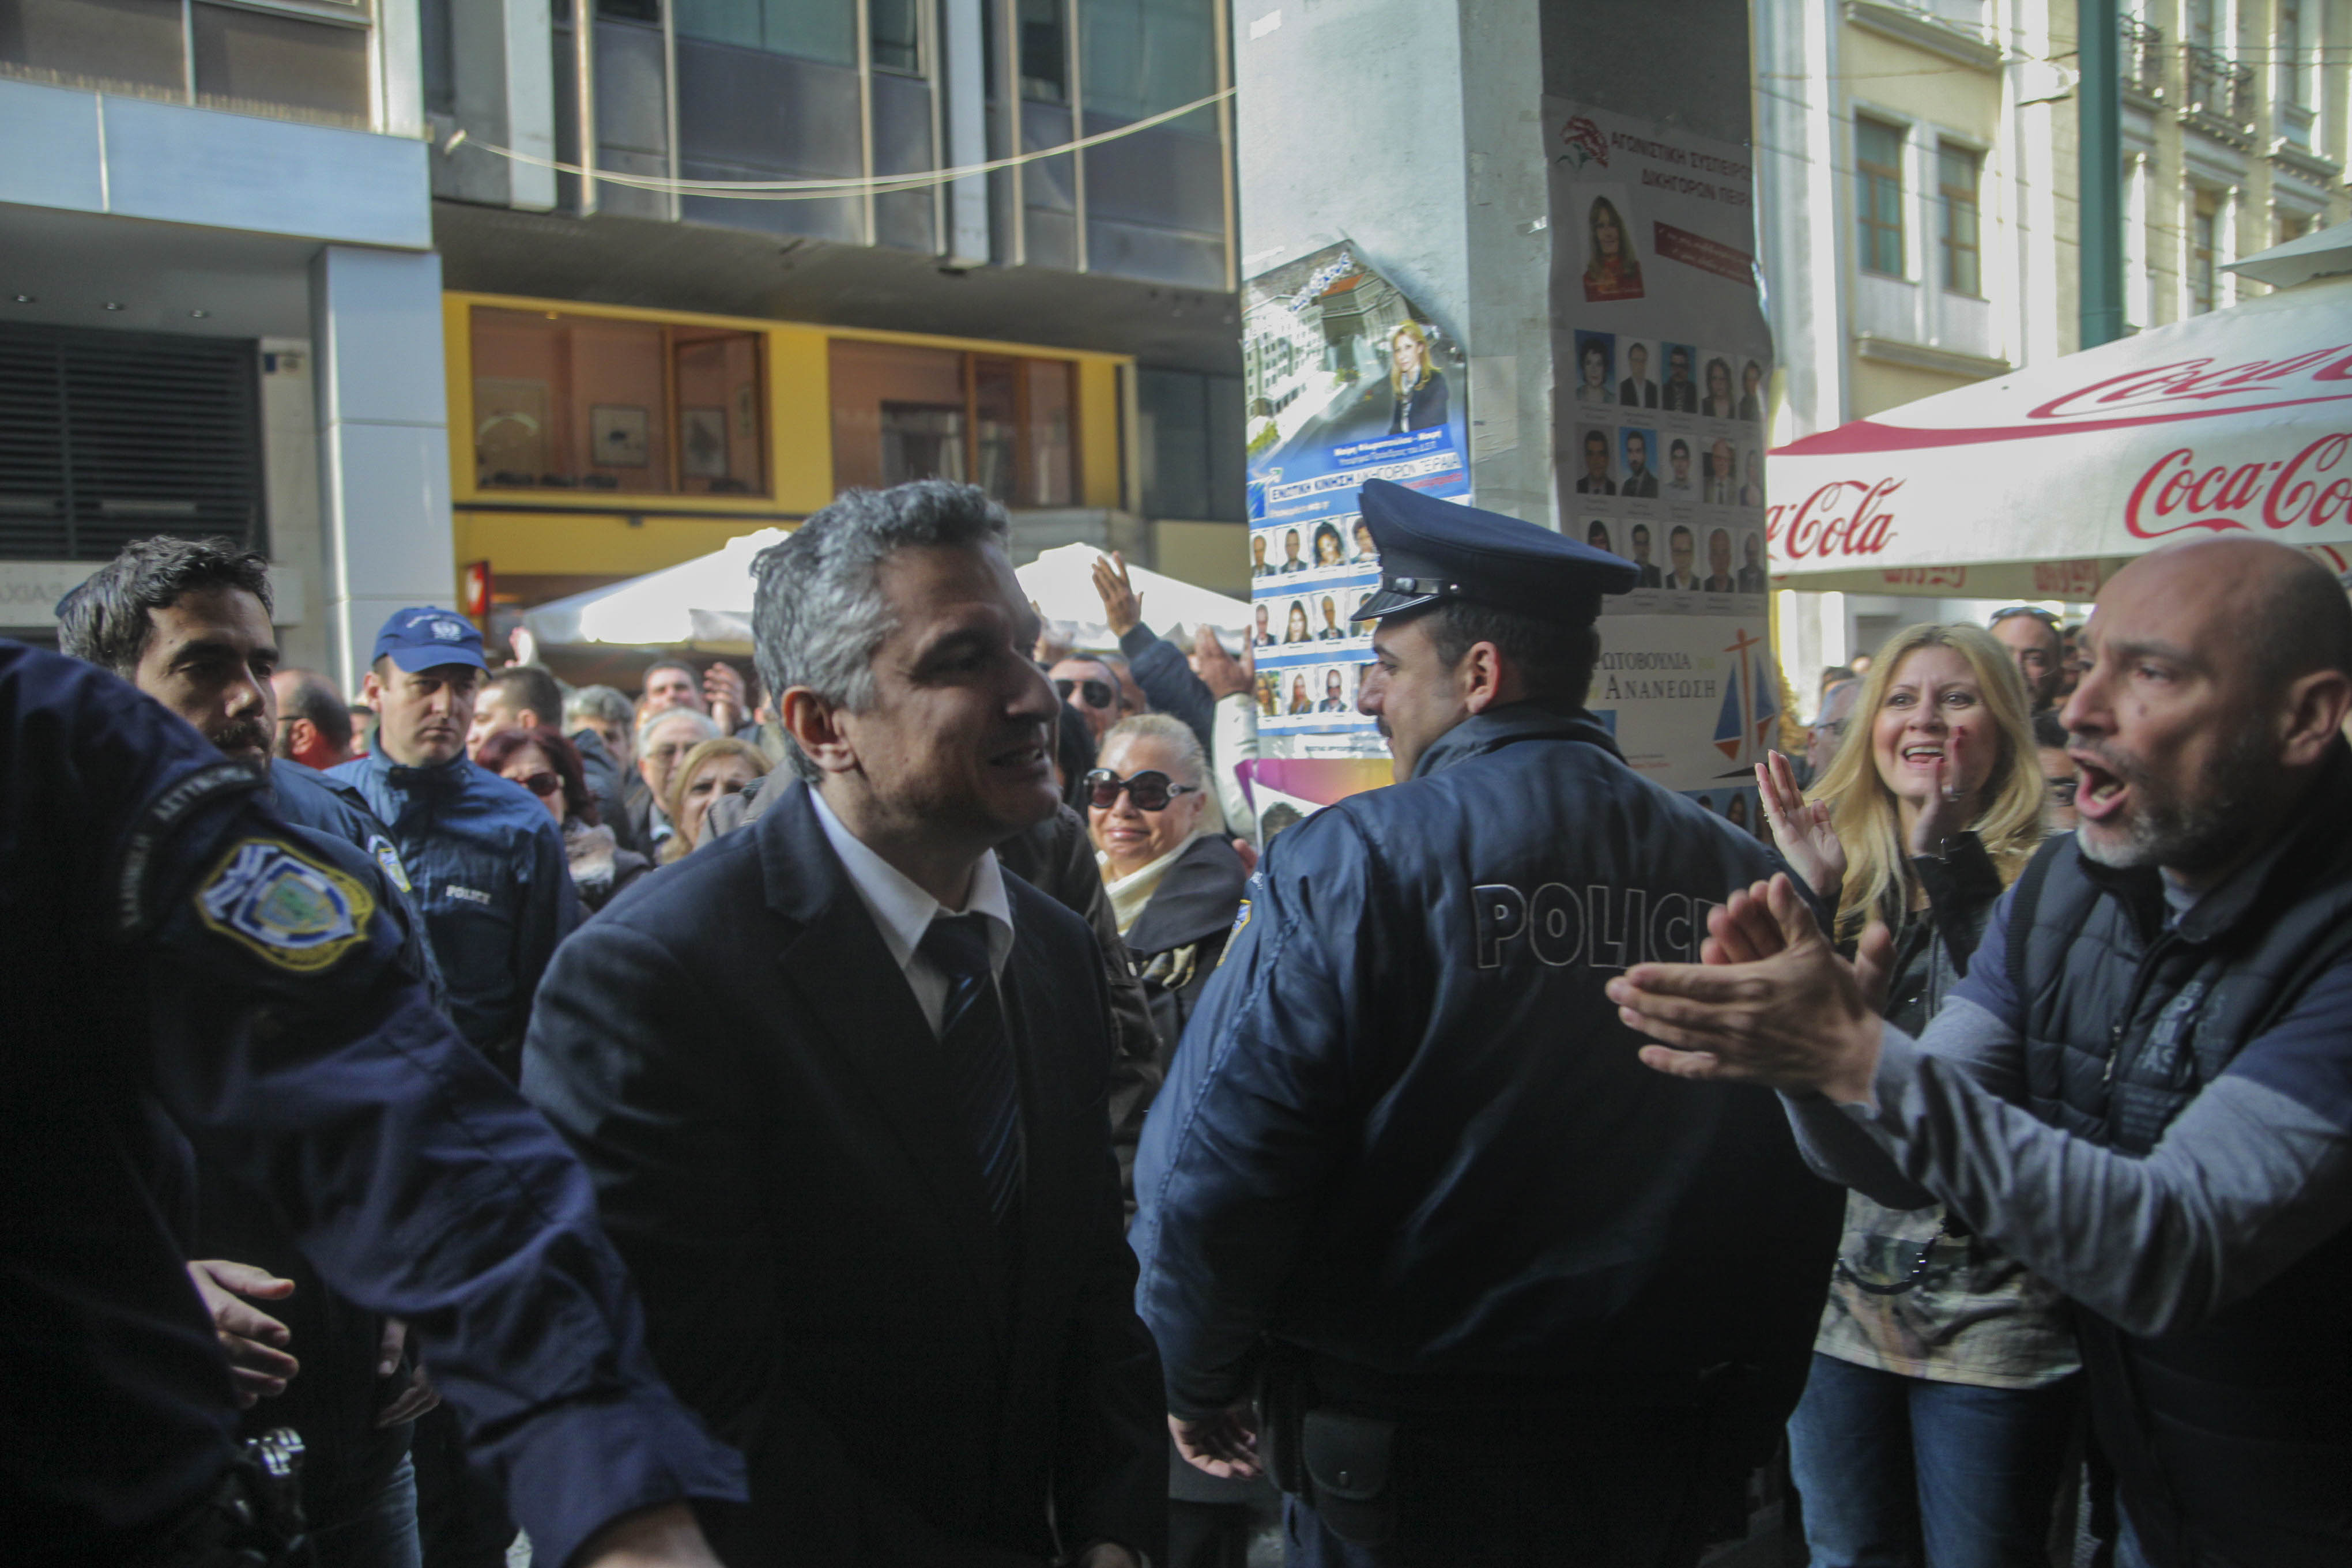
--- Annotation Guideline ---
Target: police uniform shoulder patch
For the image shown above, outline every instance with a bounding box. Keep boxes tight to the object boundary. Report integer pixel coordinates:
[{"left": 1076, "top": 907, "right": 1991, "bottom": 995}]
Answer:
[
  {"left": 1216, "top": 898, "right": 1252, "bottom": 969},
  {"left": 196, "top": 838, "right": 375, "bottom": 972},
  {"left": 365, "top": 832, "right": 413, "bottom": 894}
]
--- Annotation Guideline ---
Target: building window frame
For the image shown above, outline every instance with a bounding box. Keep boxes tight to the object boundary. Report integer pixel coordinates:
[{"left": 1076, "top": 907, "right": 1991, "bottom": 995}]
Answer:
[
  {"left": 1855, "top": 115, "right": 1909, "bottom": 280},
  {"left": 1936, "top": 140, "right": 1985, "bottom": 298},
  {"left": 2188, "top": 190, "right": 2222, "bottom": 315}
]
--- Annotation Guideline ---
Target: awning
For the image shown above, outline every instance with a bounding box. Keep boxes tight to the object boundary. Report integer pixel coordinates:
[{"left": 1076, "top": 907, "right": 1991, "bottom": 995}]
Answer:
[
  {"left": 519, "top": 532, "right": 1250, "bottom": 655},
  {"left": 1767, "top": 221, "right": 2352, "bottom": 601}
]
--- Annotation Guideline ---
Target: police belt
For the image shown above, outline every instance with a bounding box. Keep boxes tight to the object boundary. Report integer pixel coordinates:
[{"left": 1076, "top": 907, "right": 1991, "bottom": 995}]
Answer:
[
  {"left": 1288, "top": 1346, "right": 1721, "bottom": 1417},
  {"left": 140, "top": 1429, "right": 310, "bottom": 1568}
]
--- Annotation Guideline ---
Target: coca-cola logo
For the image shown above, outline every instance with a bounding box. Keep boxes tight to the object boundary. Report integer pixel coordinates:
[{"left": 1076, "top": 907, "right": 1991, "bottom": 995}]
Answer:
[
  {"left": 1766, "top": 478, "right": 1902, "bottom": 560},
  {"left": 2031, "top": 349, "right": 2352, "bottom": 421},
  {"left": 2125, "top": 434, "right": 2352, "bottom": 540}
]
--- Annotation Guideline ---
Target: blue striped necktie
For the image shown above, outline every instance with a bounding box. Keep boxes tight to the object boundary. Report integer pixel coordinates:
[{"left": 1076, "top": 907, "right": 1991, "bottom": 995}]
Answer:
[{"left": 918, "top": 913, "right": 1024, "bottom": 1227}]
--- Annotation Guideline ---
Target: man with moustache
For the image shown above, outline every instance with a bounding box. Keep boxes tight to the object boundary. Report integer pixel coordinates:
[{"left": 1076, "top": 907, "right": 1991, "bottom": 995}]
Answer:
[
  {"left": 54, "top": 538, "right": 451, "bottom": 1566},
  {"left": 1134, "top": 478, "right": 1836, "bottom": 1566},
  {"left": 524, "top": 480, "right": 1163, "bottom": 1566},
  {"left": 1614, "top": 536, "right": 2352, "bottom": 1568}
]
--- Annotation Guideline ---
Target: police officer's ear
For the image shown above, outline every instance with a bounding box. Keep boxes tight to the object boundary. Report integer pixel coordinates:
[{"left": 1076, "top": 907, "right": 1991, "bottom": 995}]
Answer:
[
  {"left": 1458, "top": 641, "right": 1514, "bottom": 717},
  {"left": 779, "top": 685, "right": 857, "bottom": 776}
]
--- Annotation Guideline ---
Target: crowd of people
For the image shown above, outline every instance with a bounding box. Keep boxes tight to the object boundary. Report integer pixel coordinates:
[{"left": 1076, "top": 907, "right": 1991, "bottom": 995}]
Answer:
[{"left": 13, "top": 477, "right": 2352, "bottom": 1568}]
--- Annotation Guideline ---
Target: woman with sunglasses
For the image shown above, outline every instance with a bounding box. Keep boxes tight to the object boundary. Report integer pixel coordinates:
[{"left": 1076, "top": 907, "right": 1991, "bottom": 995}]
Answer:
[
  {"left": 661, "top": 736, "right": 770, "bottom": 864},
  {"left": 1756, "top": 624, "right": 2075, "bottom": 1568},
  {"left": 1084, "top": 713, "right": 1265, "bottom": 1566},
  {"left": 477, "top": 725, "right": 652, "bottom": 913}
]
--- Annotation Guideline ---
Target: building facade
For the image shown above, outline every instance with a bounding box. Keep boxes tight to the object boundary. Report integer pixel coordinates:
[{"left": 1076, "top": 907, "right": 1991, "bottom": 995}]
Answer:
[
  {"left": 1756, "top": 0, "right": 2352, "bottom": 689},
  {"left": 1, "top": 1, "right": 1247, "bottom": 687},
  {"left": 0, "top": 0, "right": 451, "bottom": 685}
]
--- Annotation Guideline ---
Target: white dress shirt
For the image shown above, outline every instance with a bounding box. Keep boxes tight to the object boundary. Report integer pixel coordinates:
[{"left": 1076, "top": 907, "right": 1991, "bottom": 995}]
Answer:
[{"left": 810, "top": 787, "right": 1014, "bottom": 1038}]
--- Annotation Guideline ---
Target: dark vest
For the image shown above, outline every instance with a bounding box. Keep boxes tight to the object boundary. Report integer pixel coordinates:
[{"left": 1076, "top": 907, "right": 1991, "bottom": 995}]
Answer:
[{"left": 2009, "top": 746, "right": 2352, "bottom": 1567}]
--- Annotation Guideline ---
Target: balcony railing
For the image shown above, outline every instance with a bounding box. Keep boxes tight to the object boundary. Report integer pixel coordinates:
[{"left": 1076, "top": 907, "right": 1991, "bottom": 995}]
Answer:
[
  {"left": 2121, "top": 18, "right": 2165, "bottom": 101},
  {"left": 2182, "top": 43, "right": 2256, "bottom": 140}
]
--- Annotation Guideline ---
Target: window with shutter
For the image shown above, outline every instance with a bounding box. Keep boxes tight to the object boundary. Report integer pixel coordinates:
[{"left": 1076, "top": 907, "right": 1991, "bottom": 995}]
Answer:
[{"left": 0, "top": 323, "right": 264, "bottom": 561}]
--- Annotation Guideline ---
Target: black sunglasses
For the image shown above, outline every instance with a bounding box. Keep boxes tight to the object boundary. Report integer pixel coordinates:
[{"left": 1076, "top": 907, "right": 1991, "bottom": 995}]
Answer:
[
  {"left": 1083, "top": 768, "right": 1200, "bottom": 812},
  {"left": 512, "top": 770, "right": 562, "bottom": 798},
  {"left": 1054, "top": 676, "right": 1115, "bottom": 710}
]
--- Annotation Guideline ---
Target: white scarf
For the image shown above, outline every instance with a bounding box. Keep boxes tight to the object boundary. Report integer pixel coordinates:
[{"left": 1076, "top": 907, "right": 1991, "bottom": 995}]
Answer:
[{"left": 1100, "top": 836, "right": 1197, "bottom": 937}]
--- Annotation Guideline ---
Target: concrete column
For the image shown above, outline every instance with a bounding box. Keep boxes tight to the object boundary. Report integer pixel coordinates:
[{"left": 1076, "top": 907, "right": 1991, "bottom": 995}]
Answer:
[{"left": 310, "top": 245, "right": 456, "bottom": 691}]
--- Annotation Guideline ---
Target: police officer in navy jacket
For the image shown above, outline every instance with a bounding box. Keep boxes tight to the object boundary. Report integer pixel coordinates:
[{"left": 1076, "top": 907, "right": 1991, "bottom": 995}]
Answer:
[
  {"left": 0, "top": 642, "right": 744, "bottom": 1567},
  {"left": 1131, "top": 478, "right": 1840, "bottom": 1566},
  {"left": 335, "top": 608, "right": 579, "bottom": 1071}
]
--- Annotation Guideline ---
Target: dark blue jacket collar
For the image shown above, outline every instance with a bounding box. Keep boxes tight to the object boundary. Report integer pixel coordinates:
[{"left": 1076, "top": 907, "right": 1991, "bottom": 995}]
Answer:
[
  {"left": 357, "top": 748, "right": 478, "bottom": 793},
  {"left": 1409, "top": 704, "right": 1625, "bottom": 782}
]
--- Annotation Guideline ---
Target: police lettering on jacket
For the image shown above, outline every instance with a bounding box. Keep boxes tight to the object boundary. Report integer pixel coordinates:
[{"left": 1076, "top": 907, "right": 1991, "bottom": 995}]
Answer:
[{"left": 1472, "top": 881, "right": 1721, "bottom": 971}]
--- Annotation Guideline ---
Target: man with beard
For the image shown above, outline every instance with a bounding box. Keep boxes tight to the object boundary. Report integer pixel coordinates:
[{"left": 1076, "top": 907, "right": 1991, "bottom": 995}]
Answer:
[
  {"left": 1612, "top": 536, "right": 2352, "bottom": 1568},
  {"left": 54, "top": 538, "right": 449, "bottom": 1567}
]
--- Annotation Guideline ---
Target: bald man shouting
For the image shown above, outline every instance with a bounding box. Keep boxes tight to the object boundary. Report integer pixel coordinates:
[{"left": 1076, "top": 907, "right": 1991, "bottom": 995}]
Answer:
[{"left": 1612, "top": 538, "right": 2352, "bottom": 1568}]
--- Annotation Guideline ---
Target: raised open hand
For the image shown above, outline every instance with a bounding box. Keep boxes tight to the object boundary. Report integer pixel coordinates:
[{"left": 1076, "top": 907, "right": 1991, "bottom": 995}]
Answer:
[
  {"left": 1755, "top": 750, "right": 1845, "bottom": 902},
  {"left": 1091, "top": 552, "right": 1144, "bottom": 638}
]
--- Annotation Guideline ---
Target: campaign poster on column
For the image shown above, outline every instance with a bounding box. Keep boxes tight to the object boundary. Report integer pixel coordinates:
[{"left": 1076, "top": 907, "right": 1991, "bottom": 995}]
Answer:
[
  {"left": 1549, "top": 101, "right": 1777, "bottom": 831},
  {"left": 1243, "top": 241, "right": 1470, "bottom": 769}
]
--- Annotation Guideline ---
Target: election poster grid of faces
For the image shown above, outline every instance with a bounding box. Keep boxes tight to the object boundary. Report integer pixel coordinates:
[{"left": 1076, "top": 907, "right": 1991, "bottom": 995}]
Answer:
[
  {"left": 1242, "top": 241, "right": 1471, "bottom": 756},
  {"left": 1550, "top": 100, "right": 1780, "bottom": 804}
]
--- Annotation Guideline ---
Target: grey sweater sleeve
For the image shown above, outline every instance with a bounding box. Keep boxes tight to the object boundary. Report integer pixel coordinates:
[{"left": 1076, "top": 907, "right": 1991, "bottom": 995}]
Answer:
[{"left": 1809, "top": 1000, "right": 2352, "bottom": 1338}]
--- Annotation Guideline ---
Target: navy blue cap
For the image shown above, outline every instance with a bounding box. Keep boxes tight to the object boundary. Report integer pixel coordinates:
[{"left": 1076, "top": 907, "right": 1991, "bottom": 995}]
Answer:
[
  {"left": 1351, "top": 478, "right": 1639, "bottom": 624},
  {"left": 371, "top": 606, "right": 489, "bottom": 673}
]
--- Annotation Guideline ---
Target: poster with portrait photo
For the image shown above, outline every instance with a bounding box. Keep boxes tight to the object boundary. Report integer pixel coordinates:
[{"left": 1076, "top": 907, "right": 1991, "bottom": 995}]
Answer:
[
  {"left": 1699, "top": 435, "right": 1742, "bottom": 505},
  {"left": 1616, "top": 337, "right": 1663, "bottom": 410},
  {"left": 1566, "top": 182, "right": 1646, "bottom": 304},
  {"left": 1618, "top": 426, "right": 1662, "bottom": 499},
  {"left": 1736, "top": 353, "right": 1770, "bottom": 424},
  {"left": 1659, "top": 432, "right": 1701, "bottom": 500},
  {"left": 1311, "top": 664, "right": 1355, "bottom": 715},
  {"left": 1698, "top": 349, "right": 1742, "bottom": 420},
  {"left": 1701, "top": 526, "right": 1739, "bottom": 593},
  {"left": 1275, "top": 595, "right": 1317, "bottom": 649},
  {"left": 1570, "top": 423, "right": 1619, "bottom": 497},
  {"left": 1307, "top": 590, "right": 1355, "bottom": 644},
  {"left": 1657, "top": 342, "right": 1701, "bottom": 417},
  {"left": 1570, "top": 330, "right": 1619, "bottom": 408},
  {"left": 1584, "top": 518, "right": 1618, "bottom": 557},
  {"left": 1735, "top": 528, "right": 1769, "bottom": 593}
]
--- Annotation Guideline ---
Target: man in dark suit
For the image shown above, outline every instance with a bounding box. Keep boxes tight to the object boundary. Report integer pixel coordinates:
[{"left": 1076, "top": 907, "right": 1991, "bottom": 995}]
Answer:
[
  {"left": 524, "top": 480, "right": 1164, "bottom": 1567},
  {"left": 1573, "top": 429, "right": 1617, "bottom": 496},
  {"left": 1661, "top": 345, "right": 1699, "bottom": 413},
  {"left": 1618, "top": 340, "right": 1661, "bottom": 408},
  {"left": 1628, "top": 523, "right": 1665, "bottom": 589}
]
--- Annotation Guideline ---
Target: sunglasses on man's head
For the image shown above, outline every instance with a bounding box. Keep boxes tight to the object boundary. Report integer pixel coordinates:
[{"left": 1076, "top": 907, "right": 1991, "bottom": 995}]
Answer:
[
  {"left": 1054, "top": 677, "right": 1115, "bottom": 710},
  {"left": 1991, "top": 606, "right": 2063, "bottom": 631},
  {"left": 1083, "top": 768, "right": 1199, "bottom": 812},
  {"left": 512, "top": 771, "right": 562, "bottom": 798}
]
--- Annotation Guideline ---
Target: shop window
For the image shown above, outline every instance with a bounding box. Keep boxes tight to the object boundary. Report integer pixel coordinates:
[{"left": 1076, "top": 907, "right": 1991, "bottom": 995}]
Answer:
[
  {"left": 1938, "top": 143, "right": 1982, "bottom": 297},
  {"left": 1855, "top": 119, "right": 1906, "bottom": 278},
  {"left": 831, "top": 340, "right": 1077, "bottom": 507},
  {"left": 470, "top": 308, "right": 767, "bottom": 497}
]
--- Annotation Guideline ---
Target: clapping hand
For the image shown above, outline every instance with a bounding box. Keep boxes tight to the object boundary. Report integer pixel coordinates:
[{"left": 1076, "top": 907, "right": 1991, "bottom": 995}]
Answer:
[
  {"left": 1193, "top": 624, "right": 1254, "bottom": 699},
  {"left": 1755, "top": 751, "right": 1844, "bottom": 903},
  {"left": 702, "top": 663, "right": 747, "bottom": 736},
  {"left": 185, "top": 1259, "right": 299, "bottom": 1408},
  {"left": 1908, "top": 730, "right": 1972, "bottom": 858}
]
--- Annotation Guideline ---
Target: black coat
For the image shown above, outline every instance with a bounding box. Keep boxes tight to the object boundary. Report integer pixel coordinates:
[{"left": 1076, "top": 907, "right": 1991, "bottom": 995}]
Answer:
[
  {"left": 1125, "top": 835, "right": 1251, "bottom": 1071},
  {"left": 522, "top": 781, "right": 1166, "bottom": 1566}
]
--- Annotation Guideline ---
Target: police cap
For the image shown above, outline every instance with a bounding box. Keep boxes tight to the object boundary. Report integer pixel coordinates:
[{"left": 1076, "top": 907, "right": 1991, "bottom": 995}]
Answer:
[
  {"left": 1351, "top": 478, "right": 1639, "bottom": 625},
  {"left": 372, "top": 607, "right": 489, "bottom": 674}
]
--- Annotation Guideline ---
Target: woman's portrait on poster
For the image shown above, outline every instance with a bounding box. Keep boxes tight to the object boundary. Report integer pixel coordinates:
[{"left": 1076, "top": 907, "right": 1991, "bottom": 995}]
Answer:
[
  {"left": 1386, "top": 321, "right": 1450, "bottom": 434},
  {"left": 1582, "top": 195, "right": 1645, "bottom": 302}
]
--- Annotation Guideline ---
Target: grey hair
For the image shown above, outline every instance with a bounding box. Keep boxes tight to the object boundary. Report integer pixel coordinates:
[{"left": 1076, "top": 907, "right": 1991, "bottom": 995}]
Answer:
[
  {"left": 1099, "top": 712, "right": 1208, "bottom": 791},
  {"left": 564, "top": 683, "right": 634, "bottom": 729},
  {"left": 636, "top": 705, "right": 719, "bottom": 756},
  {"left": 752, "top": 480, "right": 1011, "bottom": 782}
]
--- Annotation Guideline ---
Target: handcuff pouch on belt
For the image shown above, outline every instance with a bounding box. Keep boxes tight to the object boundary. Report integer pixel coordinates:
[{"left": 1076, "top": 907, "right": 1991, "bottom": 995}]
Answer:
[{"left": 1255, "top": 1343, "right": 1399, "bottom": 1546}]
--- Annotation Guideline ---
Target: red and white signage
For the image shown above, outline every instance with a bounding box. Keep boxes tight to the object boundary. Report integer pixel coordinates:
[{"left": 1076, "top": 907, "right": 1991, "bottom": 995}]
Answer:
[{"left": 1767, "top": 281, "right": 2352, "bottom": 583}]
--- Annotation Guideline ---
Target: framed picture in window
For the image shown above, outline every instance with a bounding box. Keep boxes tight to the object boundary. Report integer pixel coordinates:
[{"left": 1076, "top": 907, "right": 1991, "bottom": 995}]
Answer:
[
  {"left": 681, "top": 406, "right": 730, "bottom": 478},
  {"left": 591, "top": 404, "right": 650, "bottom": 468}
]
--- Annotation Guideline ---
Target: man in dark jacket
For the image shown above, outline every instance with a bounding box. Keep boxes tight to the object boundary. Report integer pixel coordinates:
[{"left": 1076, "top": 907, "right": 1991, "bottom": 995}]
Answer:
[
  {"left": 1617, "top": 536, "right": 2352, "bottom": 1568},
  {"left": 1132, "top": 479, "right": 1841, "bottom": 1566},
  {"left": 524, "top": 480, "right": 1164, "bottom": 1566}
]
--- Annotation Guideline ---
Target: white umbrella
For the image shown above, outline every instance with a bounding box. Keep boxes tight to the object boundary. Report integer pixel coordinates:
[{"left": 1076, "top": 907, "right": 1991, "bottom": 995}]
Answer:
[
  {"left": 1016, "top": 543, "right": 1253, "bottom": 652},
  {"left": 522, "top": 528, "right": 789, "bottom": 652},
  {"left": 1767, "top": 221, "right": 2352, "bottom": 601}
]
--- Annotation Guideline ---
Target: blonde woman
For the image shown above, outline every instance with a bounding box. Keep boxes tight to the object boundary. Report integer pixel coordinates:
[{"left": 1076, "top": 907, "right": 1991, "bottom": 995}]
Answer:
[
  {"left": 1757, "top": 623, "right": 2076, "bottom": 1568},
  {"left": 663, "top": 736, "right": 770, "bottom": 862},
  {"left": 1386, "top": 321, "right": 1449, "bottom": 434}
]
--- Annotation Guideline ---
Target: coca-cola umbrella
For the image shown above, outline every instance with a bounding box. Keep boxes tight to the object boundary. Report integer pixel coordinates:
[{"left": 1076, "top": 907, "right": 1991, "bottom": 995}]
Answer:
[{"left": 1766, "top": 220, "right": 2352, "bottom": 601}]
